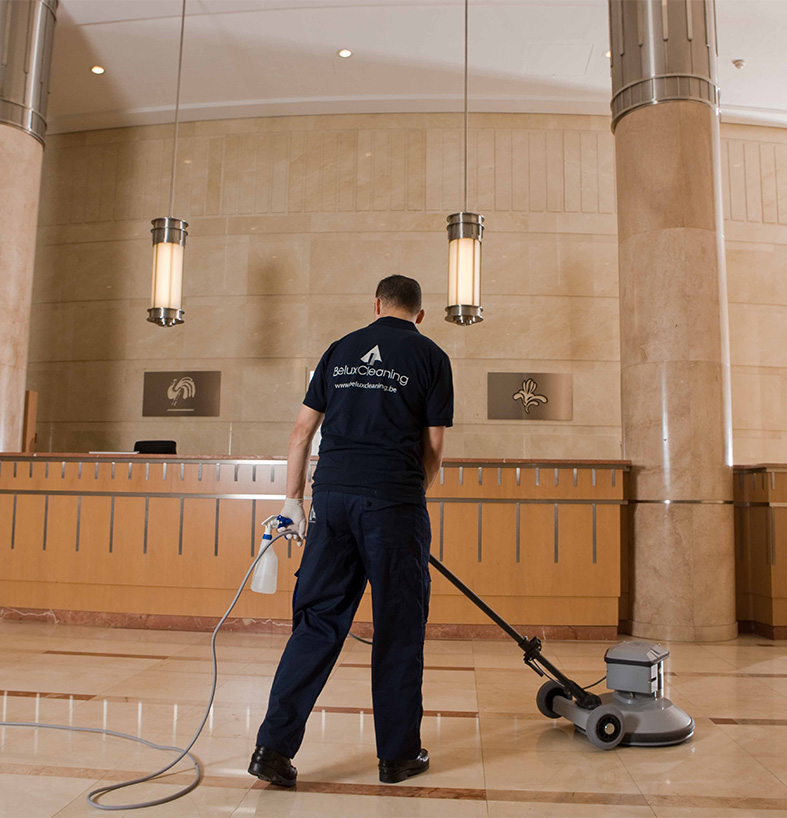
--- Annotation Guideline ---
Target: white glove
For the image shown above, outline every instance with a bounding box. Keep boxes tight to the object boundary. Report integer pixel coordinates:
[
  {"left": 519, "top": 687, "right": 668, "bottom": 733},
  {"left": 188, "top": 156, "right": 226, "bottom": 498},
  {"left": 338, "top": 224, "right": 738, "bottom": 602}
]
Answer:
[{"left": 277, "top": 498, "right": 306, "bottom": 543}]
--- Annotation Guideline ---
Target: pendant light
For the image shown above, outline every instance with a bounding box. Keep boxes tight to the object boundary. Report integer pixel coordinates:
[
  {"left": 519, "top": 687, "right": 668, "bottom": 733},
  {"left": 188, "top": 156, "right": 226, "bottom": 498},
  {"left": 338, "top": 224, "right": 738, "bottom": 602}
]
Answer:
[
  {"left": 446, "top": 0, "right": 484, "bottom": 326},
  {"left": 148, "top": 0, "right": 188, "bottom": 328}
]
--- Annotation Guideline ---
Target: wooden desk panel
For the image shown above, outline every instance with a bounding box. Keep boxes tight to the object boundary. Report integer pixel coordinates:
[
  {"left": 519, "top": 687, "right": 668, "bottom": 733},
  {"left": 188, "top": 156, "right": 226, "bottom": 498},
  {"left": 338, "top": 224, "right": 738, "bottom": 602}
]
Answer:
[
  {"left": 735, "top": 466, "right": 787, "bottom": 638},
  {"left": 0, "top": 455, "right": 628, "bottom": 637}
]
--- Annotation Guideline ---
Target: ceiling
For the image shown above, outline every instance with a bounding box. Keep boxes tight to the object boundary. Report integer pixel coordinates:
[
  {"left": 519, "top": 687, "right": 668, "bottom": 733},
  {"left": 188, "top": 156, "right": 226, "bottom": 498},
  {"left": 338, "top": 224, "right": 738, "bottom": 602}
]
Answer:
[{"left": 47, "top": 0, "right": 787, "bottom": 134}]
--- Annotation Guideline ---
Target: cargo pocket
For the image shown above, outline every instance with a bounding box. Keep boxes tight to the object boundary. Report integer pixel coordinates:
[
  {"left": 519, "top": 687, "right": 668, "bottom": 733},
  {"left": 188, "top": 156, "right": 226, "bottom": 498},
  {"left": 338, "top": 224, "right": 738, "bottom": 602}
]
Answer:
[{"left": 360, "top": 497, "right": 417, "bottom": 551}]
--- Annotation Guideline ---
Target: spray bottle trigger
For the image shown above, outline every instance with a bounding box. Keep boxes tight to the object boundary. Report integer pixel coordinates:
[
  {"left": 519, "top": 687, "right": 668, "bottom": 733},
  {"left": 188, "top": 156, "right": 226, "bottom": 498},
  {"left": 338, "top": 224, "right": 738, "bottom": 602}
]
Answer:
[{"left": 276, "top": 515, "right": 304, "bottom": 546}]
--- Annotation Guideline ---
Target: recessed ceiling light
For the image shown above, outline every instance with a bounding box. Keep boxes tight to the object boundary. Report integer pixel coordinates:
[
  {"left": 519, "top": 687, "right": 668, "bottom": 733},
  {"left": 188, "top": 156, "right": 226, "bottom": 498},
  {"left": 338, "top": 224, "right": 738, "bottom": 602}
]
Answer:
[
  {"left": 604, "top": 51, "right": 611, "bottom": 59},
  {"left": 91, "top": 65, "right": 105, "bottom": 74},
  {"left": 337, "top": 49, "right": 353, "bottom": 58}
]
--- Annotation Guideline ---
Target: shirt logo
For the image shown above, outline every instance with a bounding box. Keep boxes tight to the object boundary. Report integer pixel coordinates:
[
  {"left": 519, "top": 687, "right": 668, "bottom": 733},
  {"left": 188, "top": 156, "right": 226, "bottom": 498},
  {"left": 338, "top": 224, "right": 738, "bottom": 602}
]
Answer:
[{"left": 360, "top": 345, "right": 382, "bottom": 365}]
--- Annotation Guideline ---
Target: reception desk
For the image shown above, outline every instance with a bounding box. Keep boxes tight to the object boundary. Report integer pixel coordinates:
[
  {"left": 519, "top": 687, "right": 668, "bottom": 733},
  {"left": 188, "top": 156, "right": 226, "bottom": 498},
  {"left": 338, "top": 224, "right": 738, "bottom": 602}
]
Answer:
[
  {"left": 735, "top": 465, "right": 787, "bottom": 639},
  {"left": 0, "top": 454, "right": 629, "bottom": 639}
]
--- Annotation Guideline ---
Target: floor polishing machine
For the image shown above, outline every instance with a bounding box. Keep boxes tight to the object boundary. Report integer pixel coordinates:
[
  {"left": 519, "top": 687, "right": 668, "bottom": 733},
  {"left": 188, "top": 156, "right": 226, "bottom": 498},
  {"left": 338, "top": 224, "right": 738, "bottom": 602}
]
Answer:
[{"left": 429, "top": 554, "right": 695, "bottom": 749}]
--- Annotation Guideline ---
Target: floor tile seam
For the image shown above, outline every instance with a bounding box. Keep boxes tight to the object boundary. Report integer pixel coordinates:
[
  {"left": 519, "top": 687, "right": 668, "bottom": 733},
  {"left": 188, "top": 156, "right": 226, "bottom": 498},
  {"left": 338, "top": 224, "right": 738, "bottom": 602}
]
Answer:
[
  {"left": 53, "top": 778, "right": 252, "bottom": 818},
  {"left": 644, "top": 793, "right": 787, "bottom": 810},
  {"left": 0, "top": 761, "right": 126, "bottom": 781},
  {"left": 43, "top": 650, "right": 175, "bottom": 660},
  {"left": 246, "top": 780, "right": 659, "bottom": 805},
  {"left": 1, "top": 689, "right": 96, "bottom": 701},
  {"left": 485, "top": 789, "right": 650, "bottom": 806},
  {"left": 618, "top": 747, "right": 787, "bottom": 801},
  {"left": 11, "top": 697, "right": 786, "bottom": 730},
  {"left": 711, "top": 717, "right": 787, "bottom": 726},
  {"left": 146, "top": 662, "right": 268, "bottom": 676},
  {"left": 341, "top": 662, "right": 478, "bottom": 672},
  {"left": 714, "top": 724, "right": 787, "bottom": 760},
  {"left": 613, "top": 743, "right": 683, "bottom": 804},
  {"left": 4, "top": 759, "right": 726, "bottom": 806},
  {"left": 52, "top": 779, "right": 112, "bottom": 818},
  {"left": 622, "top": 750, "right": 658, "bottom": 811},
  {"left": 88, "top": 694, "right": 219, "bottom": 707},
  {"left": 0, "top": 761, "right": 252, "bottom": 789},
  {"left": 475, "top": 688, "right": 489, "bottom": 796},
  {"left": 669, "top": 671, "right": 787, "bottom": 679},
  {"left": 677, "top": 688, "right": 787, "bottom": 717},
  {"left": 89, "top": 666, "right": 178, "bottom": 700},
  {"left": 1, "top": 689, "right": 533, "bottom": 719},
  {"left": 7, "top": 761, "right": 787, "bottom": 805},
  {"left": 251, "top": 779, "right": 489, "bottom": 800}
]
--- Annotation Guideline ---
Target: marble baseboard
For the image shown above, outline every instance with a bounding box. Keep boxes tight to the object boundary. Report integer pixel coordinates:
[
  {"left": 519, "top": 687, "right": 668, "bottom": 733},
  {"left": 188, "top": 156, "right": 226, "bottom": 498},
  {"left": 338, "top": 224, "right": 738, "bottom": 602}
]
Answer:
[
  {"left": 738, "top": 619, "right": 787, "bottom": 640},
  {"left": 629, "top": 619, "right": 739, "bottom": 643},
  {"left": 0, "top": 607, "right": 618, "bottom": 640}
]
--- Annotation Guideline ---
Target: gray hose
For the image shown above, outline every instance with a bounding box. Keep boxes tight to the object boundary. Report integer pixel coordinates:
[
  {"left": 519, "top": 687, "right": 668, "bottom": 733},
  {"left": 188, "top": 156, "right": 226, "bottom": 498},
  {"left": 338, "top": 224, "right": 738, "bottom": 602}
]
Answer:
[{"left": 0, "top": 531, "right": 289, "bottom": 810}]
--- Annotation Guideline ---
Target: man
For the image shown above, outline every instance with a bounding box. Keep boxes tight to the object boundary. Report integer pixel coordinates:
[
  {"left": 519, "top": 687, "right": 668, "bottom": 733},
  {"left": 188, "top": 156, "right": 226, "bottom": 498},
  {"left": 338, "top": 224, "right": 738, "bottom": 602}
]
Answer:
[{"left": 248, "top": 275, "right": 453, "bottom": 788}]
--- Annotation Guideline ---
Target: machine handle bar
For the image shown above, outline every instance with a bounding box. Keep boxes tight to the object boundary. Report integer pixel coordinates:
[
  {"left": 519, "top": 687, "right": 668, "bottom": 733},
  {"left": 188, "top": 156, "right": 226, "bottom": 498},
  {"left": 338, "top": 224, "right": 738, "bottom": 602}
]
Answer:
[
  {"left": 428, "top": 554, "right": 602, "bottom": 710},
  {"left": 428, "top": 554, "right": 526, "bottom": 645}
]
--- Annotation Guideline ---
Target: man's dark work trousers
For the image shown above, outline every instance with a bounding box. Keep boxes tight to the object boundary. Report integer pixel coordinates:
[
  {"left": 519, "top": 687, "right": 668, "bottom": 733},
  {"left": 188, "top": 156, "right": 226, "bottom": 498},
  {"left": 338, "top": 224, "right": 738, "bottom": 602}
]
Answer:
[{"left": 256, "top": 491, "right": 432, "bottom": 761}]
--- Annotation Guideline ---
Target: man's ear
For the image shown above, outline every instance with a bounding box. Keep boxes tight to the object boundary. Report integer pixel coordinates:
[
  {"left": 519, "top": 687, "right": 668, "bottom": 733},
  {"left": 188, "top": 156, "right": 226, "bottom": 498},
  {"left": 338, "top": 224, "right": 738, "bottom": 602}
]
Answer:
[
  {"left": 414, "top": 309, "right": 425, "bottom": 325},
  {"left": 374, "top": 297, "right": 382, "bottom": 316}
]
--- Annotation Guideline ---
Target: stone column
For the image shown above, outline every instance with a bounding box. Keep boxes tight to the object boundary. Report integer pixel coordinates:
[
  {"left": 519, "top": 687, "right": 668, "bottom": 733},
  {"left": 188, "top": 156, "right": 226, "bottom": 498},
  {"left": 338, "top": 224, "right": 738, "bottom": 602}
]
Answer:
[
  {"left": 0, "top": 0, "right": 57, "bottom": 451},
  {"left": 609, "top": 0, "right": 737, "bottom": 641}
]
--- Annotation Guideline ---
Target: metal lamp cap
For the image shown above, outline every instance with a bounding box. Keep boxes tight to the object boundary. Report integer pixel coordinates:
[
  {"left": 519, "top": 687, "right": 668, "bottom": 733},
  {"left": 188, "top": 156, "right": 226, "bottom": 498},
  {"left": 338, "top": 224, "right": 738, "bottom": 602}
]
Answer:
[
  {"left": 446, "top": 212, "right": 484, "bottom": 242},
  {"left": 151, "top": 217, "right": 188, "bottom": 247},
  {"left": 147, "top": 307, "right": 185, "bottom": 328},
  {"left": 445, "top": 304, "right": 483, "bottom": 326}
]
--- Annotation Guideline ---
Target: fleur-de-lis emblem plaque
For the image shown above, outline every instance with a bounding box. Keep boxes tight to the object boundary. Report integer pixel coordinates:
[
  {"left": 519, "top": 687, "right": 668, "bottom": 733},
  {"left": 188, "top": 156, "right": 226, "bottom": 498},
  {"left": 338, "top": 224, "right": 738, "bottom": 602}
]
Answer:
[{"left": 512, "top": 378, "right": 549, "bottom": 414}]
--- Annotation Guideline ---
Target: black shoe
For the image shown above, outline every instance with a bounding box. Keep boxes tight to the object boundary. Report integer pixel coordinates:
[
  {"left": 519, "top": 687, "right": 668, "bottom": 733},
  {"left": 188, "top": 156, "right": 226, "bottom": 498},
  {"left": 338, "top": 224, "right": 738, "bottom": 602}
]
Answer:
[
  {"left": 248, "top": 745, "right": 297, "bottom": 788},
  {"left": 379, "top": 749, "right": 430, "bottom": 784}
]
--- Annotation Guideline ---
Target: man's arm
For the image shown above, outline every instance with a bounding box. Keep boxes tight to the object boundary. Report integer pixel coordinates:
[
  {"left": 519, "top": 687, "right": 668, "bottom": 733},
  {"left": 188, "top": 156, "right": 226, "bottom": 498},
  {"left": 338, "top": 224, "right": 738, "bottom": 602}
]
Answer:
[
  {"left": 422, "top": 426, "right": 446, "bottom": 491},
  {"left": 286, "top": 404, "right": 324, "bottom": 499},
  {"left": 277, "top": 405, "right": 324, "bottom": 540}
]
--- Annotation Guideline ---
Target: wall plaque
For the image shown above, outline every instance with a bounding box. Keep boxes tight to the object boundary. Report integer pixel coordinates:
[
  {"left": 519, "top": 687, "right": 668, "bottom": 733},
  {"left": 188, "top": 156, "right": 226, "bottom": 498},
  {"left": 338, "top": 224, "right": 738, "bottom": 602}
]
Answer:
[
  {"left": 487, "top": 373, "right": 573, "bottom": 421},
  {"left": 143, "top": 371, "right": 221, "bottom": 417}
]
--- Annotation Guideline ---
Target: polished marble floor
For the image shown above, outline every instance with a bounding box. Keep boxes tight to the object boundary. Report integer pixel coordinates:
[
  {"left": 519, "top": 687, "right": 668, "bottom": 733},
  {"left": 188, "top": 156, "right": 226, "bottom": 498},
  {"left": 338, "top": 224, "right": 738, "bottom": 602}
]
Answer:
[{"left": 1, "top": 621, "right": 787, "bottom": 817}]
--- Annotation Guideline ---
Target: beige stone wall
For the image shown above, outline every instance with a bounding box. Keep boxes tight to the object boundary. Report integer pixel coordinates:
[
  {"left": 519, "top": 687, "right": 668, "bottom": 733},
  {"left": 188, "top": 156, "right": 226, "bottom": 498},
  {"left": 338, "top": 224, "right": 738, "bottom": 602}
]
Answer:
[
  {"left": 721, "top": 124, "right": 787, "bottom": 465},
  {"left": 27, "top": 113, "right": 787, "bottom": 461}
]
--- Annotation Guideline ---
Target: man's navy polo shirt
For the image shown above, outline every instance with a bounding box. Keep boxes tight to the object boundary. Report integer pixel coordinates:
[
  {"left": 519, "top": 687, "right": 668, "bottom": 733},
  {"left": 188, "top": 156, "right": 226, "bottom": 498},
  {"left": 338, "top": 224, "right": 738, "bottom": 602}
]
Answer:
[{"left": 303, "top": 316, "right": 454, "bottom": 504}]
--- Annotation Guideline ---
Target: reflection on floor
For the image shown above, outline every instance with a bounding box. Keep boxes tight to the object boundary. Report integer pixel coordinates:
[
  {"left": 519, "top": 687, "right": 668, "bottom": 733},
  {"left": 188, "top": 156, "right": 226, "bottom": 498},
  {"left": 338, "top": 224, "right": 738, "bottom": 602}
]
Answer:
[{"left": 1, "top": 622, "right": 787, "bottom": 817}]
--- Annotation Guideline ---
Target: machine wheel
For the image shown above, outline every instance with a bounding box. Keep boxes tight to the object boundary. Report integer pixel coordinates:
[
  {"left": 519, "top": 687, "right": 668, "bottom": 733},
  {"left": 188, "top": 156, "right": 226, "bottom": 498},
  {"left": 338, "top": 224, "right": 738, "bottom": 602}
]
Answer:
[
  {"left": 585, "top": 704, "right": 625, "bottom": 749},
  {"left": 536, "top": 681, "right": 567, "bottom": 719}
]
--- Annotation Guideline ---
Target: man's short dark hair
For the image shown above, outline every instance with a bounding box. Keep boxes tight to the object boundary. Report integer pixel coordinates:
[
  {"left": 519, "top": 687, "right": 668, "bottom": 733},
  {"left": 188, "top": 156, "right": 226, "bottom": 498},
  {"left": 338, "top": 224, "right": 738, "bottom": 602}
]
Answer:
[{"left": 375, "top": 275, "right": 422, "bottom": 315}]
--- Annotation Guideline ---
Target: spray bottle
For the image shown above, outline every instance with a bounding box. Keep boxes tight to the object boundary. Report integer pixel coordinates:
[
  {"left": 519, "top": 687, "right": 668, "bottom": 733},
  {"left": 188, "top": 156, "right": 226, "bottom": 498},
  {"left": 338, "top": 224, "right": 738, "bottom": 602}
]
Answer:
[
  {"left": 251, "top": 517, "right": 278, "bottom": 594},
  {"left": 251, "top": 515, "right": 303, "bottom": 594}
]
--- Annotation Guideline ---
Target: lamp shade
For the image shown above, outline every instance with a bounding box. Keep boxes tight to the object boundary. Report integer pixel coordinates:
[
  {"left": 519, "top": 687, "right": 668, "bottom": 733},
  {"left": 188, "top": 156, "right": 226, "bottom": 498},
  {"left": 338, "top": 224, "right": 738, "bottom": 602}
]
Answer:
[
  {"left": 445, "top": 212, "right": 484, "bottom": 325},
  {"left": 148, "top": 217, "right": 188, "bottom": 327}
]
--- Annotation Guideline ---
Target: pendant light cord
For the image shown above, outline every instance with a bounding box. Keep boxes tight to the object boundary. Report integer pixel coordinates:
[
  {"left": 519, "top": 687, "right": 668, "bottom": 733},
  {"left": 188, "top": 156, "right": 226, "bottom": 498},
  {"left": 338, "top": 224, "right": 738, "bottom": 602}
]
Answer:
[
  {"left": 168, "top": 0, "right": 187, "bottom": 217},
  {"left": 463, "top": 0, "right": 469, "bottom": 212}
]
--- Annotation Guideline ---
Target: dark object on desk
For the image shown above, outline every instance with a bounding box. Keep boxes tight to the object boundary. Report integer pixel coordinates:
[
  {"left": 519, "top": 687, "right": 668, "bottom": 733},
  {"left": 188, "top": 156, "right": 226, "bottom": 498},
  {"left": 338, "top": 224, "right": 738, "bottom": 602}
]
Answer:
[{"left": 134, "top": 440, "right": 177, "bottom": 455}]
